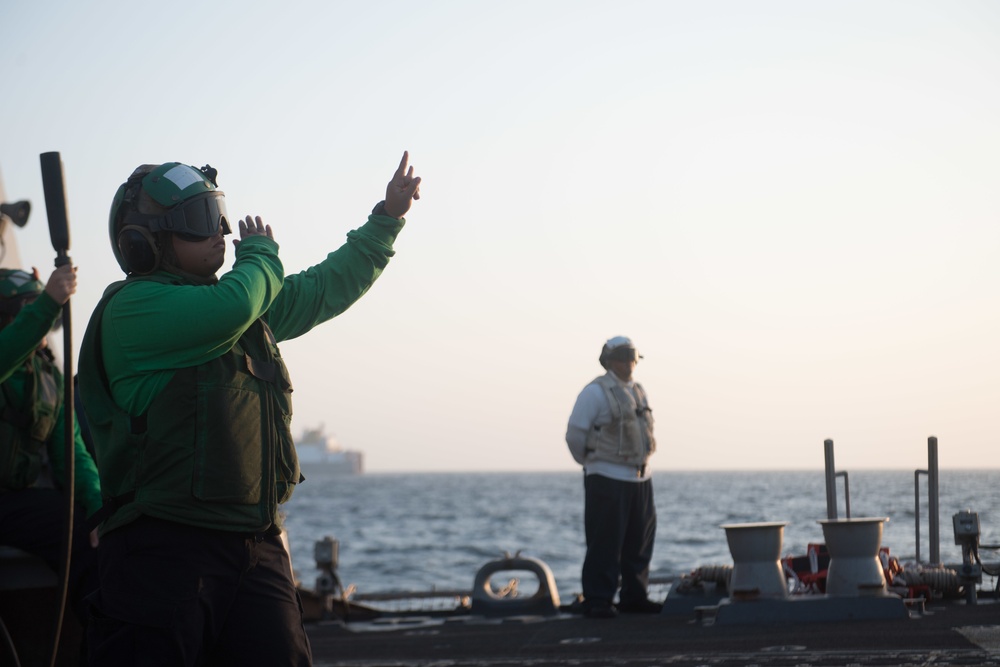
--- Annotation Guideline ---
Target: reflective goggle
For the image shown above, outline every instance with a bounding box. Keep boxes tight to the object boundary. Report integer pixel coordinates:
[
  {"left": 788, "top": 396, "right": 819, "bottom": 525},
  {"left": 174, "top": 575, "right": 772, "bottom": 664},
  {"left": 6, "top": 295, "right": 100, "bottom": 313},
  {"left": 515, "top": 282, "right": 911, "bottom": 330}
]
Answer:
[{"left": 146, "top": 191, "right": 231, "bottom": 240}]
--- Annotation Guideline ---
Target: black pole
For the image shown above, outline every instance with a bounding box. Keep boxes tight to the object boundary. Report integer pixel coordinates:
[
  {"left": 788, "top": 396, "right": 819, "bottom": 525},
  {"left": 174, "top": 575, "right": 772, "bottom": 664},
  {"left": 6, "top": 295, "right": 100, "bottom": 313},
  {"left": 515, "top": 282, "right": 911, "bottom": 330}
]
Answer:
[{"left": 40, "top": 151, "right": 73, "bottom": 667}]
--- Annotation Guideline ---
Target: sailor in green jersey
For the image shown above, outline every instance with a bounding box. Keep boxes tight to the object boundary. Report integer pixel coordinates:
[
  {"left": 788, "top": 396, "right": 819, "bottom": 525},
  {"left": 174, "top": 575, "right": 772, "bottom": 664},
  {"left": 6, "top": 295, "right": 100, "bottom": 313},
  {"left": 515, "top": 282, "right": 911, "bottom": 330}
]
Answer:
[
  {"left": 79, "top": 153, "right": 420, "bottom": 666},
  {"left": 0, "top": 264, "right": 78, "bottom": 382},
  {"left": 0, "top": 264, "right": 101, "bottom": 630}
]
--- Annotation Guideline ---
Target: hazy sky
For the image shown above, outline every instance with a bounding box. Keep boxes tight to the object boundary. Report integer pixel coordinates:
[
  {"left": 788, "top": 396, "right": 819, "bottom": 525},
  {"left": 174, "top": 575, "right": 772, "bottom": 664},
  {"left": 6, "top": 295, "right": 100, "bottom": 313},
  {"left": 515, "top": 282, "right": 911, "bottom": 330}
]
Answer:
[{"left": 1, "top": 1, "right": 998, "bottom": 472}]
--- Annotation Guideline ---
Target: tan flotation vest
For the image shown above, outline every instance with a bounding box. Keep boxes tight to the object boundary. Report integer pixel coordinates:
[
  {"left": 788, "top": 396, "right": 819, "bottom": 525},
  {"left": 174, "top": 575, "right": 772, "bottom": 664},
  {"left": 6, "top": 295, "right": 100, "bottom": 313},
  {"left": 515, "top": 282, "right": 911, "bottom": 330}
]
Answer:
[{"left": 583, "top": 373, "right": 655, "bottom": 466}]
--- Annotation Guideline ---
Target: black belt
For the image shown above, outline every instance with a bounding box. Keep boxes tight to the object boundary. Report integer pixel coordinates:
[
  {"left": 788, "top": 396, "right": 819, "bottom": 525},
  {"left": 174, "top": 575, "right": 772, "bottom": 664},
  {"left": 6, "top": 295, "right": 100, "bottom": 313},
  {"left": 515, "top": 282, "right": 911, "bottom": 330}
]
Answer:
[{"left": 85, "top": 490, "right": 136, "bottom": 532}]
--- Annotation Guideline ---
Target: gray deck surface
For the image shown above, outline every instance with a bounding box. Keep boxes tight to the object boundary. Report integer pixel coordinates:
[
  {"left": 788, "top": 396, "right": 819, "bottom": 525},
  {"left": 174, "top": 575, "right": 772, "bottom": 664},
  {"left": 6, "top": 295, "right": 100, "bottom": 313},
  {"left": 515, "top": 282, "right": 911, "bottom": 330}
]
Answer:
[{"left": 306, "top": 601, "right": 1000, "bottom": 667}]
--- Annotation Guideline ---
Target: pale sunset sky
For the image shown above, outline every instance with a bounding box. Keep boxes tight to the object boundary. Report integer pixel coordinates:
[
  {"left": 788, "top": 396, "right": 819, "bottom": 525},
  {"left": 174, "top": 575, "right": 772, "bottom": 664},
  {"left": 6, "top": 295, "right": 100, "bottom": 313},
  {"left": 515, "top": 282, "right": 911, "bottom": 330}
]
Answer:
[{"left": 1, "top": 1, "right": 998, "bottom": 472}]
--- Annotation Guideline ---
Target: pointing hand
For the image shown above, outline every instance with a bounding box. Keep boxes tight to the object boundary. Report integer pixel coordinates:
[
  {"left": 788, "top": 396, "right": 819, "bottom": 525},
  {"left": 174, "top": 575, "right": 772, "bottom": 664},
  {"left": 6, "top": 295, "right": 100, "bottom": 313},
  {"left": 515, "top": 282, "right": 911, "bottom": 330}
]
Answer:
[{"left": 383, "top": 151, "right": 422, "bottom": 219}]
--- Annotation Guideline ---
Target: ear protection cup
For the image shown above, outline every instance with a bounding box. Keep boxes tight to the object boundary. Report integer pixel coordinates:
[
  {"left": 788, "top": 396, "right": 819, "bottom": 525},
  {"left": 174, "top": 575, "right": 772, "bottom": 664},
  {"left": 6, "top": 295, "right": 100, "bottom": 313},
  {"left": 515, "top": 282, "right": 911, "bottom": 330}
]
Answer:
[{"left": 117, "top": 224, "right": 161, "bottom": 275}]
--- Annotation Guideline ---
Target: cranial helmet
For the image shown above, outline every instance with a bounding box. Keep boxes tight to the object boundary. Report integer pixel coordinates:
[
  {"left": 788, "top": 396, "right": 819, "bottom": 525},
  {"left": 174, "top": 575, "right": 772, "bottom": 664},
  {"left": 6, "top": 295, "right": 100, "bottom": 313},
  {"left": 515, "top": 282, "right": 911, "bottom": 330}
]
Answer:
[
  {"left": 109, "top": 163, "right": 231, "bottom": 275},
  {"left": 0, "top": 268, "right": 45, "bottom": 324},
  {"left": 599, "top": 335, "right": 642, "bottom": 369}
]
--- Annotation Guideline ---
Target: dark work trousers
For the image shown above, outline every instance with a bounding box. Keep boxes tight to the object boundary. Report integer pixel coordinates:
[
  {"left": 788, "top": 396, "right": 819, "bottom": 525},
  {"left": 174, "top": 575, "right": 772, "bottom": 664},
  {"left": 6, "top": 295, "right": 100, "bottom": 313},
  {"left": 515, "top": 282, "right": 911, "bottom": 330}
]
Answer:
[
  {"left": 0, "top": 487, "right": 99, "bottom": 621},
  {"left": 581, "top": 473, "right": 656, "bottom": 606},
  {"left": 87, "top": 516, "right": 312, "bottom": 667}
]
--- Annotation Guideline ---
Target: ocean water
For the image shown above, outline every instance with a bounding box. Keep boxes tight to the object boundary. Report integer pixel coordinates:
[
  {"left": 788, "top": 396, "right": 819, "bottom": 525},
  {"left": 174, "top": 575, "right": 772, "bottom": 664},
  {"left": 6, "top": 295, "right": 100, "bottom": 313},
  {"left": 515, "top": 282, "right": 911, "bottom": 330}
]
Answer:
[{"left": 280, "top": 469, "right": 1000, "bottom": 603}]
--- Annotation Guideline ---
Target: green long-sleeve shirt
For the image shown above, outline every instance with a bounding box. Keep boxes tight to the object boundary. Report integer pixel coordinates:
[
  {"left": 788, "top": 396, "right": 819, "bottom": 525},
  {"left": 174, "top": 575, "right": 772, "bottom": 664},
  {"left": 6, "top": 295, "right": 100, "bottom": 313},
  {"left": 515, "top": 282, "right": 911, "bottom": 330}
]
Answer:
[
  {"left": 100, "top": 214, "right": 404, "bottom": 416},
  {"left": 0, "top": 291, "right": 61, "bottom": 383}
]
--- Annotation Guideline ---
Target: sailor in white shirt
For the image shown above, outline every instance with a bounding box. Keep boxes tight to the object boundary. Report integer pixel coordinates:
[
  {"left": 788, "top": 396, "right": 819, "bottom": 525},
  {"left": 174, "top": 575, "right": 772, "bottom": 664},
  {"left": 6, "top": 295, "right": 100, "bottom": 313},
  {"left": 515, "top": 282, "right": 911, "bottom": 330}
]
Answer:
[{"left": 566, "top": 336, "right": 660, "bottom": 618}]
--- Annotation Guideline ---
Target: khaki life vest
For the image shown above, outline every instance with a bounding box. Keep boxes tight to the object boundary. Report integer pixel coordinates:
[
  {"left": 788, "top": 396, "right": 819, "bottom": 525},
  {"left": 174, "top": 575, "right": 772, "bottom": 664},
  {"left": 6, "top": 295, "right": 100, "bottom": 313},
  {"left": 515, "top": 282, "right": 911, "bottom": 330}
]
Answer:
[{"left": 583, "top": 373, "right": 655, "bottom": 466}]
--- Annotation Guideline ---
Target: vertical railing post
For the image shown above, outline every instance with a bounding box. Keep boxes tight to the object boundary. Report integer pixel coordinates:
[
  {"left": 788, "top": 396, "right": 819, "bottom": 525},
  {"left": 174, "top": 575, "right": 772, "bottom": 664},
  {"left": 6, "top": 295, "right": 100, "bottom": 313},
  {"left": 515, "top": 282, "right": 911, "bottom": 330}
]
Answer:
[
  {"left": 824, "top": 439, "right": 851, "bottom": 519},
  {"left": 914, "top": 436, "right": 941, "bottom": 565},
  {"left": 838, "top": 471, "right": 851, "bottom": 519},
  {"left": 914, "top": 469, "right": 923, "bottom": 563},
  {"left": 824, "top": 439, "right": 838, "bottom": 520},
  {"left": 928, "top": 436, "right": 940, "bottom": 565}
]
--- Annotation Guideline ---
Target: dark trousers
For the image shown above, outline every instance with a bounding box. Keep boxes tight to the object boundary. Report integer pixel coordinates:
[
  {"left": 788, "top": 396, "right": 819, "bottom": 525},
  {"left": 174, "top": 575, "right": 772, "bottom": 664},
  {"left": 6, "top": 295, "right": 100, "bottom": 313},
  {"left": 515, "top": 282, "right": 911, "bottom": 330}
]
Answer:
[
  {"left": 582, "top": 474, "right": 656, "bottom": 606},
  {"left": 87, "top": 516, "right": 312, "bottom": 667},
  {"left": 0, "top": 487, "right": 98, "bottom": 621}
]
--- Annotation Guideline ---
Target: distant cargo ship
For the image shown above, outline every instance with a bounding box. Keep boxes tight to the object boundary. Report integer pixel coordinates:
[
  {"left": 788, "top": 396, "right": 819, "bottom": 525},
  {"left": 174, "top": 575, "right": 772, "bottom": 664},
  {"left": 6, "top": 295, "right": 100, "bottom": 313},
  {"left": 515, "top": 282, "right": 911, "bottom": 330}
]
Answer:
[{"left": 295, "top": 426, "right": 363, "bottom": 474}]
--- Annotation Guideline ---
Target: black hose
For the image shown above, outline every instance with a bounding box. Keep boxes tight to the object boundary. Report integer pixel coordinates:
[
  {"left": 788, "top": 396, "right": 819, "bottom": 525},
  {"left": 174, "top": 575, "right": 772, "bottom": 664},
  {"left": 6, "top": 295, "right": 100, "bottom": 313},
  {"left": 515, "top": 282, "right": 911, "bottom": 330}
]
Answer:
[
  {"left": 48, "top": 283, "right": 73, "bottom": 667},
  {"left": 0, "top": 616, "right": 23, "bottom": 667}
]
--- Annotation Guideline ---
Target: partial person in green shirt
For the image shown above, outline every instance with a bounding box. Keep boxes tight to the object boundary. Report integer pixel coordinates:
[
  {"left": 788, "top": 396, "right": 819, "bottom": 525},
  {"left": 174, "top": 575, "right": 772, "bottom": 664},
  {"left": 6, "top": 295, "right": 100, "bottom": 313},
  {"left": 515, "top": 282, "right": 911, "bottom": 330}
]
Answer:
[
  {"left": 79, "top": 153, "right": 421, "bottom": 666},
  {"left": 0, "top": 263, "right": 102, "bottom": 631},
  {"left": 0, "top": 264, "right": 77, "bottom": 382}
]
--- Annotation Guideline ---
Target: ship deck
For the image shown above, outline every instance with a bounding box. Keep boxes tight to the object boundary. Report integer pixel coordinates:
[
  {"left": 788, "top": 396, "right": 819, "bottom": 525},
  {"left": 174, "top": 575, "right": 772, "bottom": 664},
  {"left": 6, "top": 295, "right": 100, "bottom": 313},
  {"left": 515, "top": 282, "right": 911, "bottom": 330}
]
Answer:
[{"left": 306, "top": 599, "right": 1000, "bottom": 667}]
